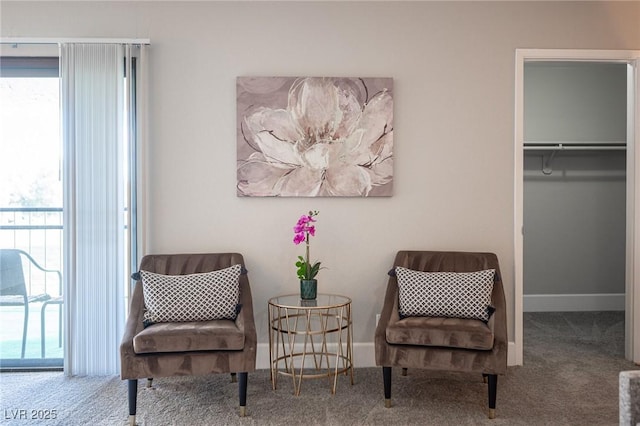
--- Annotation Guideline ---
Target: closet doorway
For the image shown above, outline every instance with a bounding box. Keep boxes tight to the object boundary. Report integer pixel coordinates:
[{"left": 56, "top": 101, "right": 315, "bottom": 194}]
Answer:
[{"left": 514, "top": 49, "right": 640, "bottom": 366}]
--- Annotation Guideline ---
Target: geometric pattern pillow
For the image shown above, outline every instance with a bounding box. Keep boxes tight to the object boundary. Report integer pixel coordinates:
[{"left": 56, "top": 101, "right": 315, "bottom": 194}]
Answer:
[
  {"left": 140, "top": 264, "right": 241, "bottom": 325},
  {"left": 396, "top": 267, "right": 495, "bottom": 322}
]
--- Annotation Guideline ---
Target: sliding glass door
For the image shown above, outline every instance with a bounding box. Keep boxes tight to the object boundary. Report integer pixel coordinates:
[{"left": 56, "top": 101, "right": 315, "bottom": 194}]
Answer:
[
  {"left": 1, "top": 42, "right": 146, "bottom": 373},
  {"left": 0, "top": 51, "right": 64, "bottom": 367}
]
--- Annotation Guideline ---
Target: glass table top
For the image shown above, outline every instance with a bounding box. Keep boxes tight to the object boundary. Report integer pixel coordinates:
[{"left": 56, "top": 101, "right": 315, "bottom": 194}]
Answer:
[{"left": 268, "top": 293, "right": 351, "bottom": 309}]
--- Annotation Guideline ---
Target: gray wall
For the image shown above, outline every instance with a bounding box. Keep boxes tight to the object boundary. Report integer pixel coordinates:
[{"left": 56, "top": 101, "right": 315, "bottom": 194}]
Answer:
[
  {"left": 524, "top": 62, "right": 627, "bottom": 143},
  {"left": 2, "top": 1, "right": 639, "bottom": 353},
  {"left": 523, "top": 62, "right": 627, "bottom": 301}
]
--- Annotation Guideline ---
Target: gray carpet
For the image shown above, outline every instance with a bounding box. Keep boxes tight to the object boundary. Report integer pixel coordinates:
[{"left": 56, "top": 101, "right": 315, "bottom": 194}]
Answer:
[{"left": 0, "top": 312, "right": 637, "bottom": 425}]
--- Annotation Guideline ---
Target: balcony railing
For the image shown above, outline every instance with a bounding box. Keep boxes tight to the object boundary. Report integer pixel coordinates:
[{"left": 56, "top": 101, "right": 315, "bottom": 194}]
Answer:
[
  {"left": 0, "top": 207, "right": 63, "bottom": 296},
  {"left": 0, "top": 207, "right": 63, "bottom": 366}
]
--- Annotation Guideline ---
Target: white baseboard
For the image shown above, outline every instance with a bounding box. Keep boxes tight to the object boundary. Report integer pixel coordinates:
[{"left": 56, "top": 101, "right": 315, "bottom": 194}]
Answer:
[
  {"left": 508, "top": 341, "right": 519, "bottom": 366},
  {"left": 523, "top": 293, "right": 625, "bottom": 312},
  {"left": 257, "top": 341, "right": 520, "bottom": 369}
]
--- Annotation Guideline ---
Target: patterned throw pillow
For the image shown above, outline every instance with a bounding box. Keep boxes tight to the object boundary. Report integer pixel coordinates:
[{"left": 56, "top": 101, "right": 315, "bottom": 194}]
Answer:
[
  {"left": 395, "top": 267, "right": 495, "bottom": 322},
  {"left": 140, "top": 264, "right": 241, "bottom": 325}
]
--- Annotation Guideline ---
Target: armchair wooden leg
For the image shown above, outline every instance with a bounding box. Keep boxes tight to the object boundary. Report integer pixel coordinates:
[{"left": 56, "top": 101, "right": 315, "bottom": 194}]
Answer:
[
  {"left": 128, "top": 379, "right": 138, "bottom": 425},
  {"left": 238, "top": 372, "right": 248, "bottom": 417},
  {"left": 482, "top": 373, "right": 488, "bottom": 384},
  {"left": 487, "top": 374, "right": 497, "bottom": 419},
  {"left": 231, "top": 372, "right": 237, "bottom": 383},
  {"left": 146, "top": 378, "right": 153, "bottom": 388},
  {"left": 402, "top": 368, "right": 408, "bottom": 376},
  {"left": 383, "top": 367, "right": 392, "bottom": 408}
]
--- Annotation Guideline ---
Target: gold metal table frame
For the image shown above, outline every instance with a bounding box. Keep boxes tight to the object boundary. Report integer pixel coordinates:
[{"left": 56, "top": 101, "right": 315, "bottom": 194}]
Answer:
[{"left": 268, "top": 293, "right": 354, "bottom": 395}]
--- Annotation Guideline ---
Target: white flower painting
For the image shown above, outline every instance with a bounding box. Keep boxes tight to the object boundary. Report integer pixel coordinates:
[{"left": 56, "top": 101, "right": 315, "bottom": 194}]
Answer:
[{"left": 237, "top": 77, "right": 393, "bottom": 197}]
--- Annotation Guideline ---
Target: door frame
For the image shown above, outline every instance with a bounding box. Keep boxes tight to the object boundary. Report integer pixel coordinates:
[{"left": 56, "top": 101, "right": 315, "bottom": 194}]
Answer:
[{"left": 514, "top": 49, "right": 640, "bottom": 365}]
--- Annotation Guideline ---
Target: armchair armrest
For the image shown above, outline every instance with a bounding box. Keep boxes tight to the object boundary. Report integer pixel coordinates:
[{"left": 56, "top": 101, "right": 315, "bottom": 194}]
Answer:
[
  {"left": 235, "top": 272, "right": 257, "bottom": 352},
  {"left": 120, "top": 281, "right": 145, "bottom": 364},
  {"left": 375, "top": 278, "right": 399, "bottom": 339}
]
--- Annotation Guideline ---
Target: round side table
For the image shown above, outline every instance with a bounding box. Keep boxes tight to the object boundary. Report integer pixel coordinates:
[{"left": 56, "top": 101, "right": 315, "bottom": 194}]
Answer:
[{"left": 268, "top": 293, "right": 354, "bottom": 395}]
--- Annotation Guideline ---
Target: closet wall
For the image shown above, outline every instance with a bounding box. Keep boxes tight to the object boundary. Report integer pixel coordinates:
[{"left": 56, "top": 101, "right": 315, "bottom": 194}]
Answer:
[{"left": 523, "top": 62, "right": 628, "bottom": 312}]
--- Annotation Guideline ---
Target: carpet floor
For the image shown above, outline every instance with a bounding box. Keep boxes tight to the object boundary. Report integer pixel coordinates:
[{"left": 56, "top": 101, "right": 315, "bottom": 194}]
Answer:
[{"left": 0, "top": 311, "right": 638, "bottom": 425}]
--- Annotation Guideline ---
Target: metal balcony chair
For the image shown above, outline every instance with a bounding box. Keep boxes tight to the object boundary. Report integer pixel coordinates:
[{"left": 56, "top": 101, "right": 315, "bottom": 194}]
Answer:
[
  {"left": 41, "top": 295, "right": 63, "bottom": 358},
  {"left": 0, "top": 249, "right": 60, "bottom": 358}
]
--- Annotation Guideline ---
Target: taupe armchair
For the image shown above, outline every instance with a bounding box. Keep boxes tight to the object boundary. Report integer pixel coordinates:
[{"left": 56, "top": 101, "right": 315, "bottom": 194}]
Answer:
[
  {"left": 120, "top": 253, "right": 257, "bottom": 425},
  {"left": 375, "top": 251, "right": 507, "bottom": 419}
]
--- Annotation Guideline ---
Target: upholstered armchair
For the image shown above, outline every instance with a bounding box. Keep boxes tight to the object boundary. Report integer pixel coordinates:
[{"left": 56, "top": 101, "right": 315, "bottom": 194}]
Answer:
[
  {"left": 120, "top": 253, "right": 257, "bottom": 425},
  {"left": 375, "top": 251, "right": 507, "bottom": 419}
]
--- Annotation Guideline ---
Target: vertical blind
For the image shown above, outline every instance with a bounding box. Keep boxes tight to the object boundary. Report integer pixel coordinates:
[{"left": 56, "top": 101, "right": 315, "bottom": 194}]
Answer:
[{"left": 60, "top": 43, "right": 147, "bottom": 375}]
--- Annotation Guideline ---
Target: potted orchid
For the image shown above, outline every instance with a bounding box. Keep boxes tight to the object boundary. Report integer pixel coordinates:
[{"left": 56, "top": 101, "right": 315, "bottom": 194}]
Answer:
[{"left": 293, "top": 210, "right": 321, "bottom": 299}]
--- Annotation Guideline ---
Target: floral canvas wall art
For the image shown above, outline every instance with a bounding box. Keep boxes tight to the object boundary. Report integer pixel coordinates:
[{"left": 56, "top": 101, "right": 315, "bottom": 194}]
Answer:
[{"left": 236, "top": 77, "right": 393, "bottom": 197}]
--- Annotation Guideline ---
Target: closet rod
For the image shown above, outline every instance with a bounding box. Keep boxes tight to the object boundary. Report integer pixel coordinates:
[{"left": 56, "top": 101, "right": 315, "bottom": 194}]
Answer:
[{"left": 524, "top": 143, "right": 626, "bottom": 151}]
